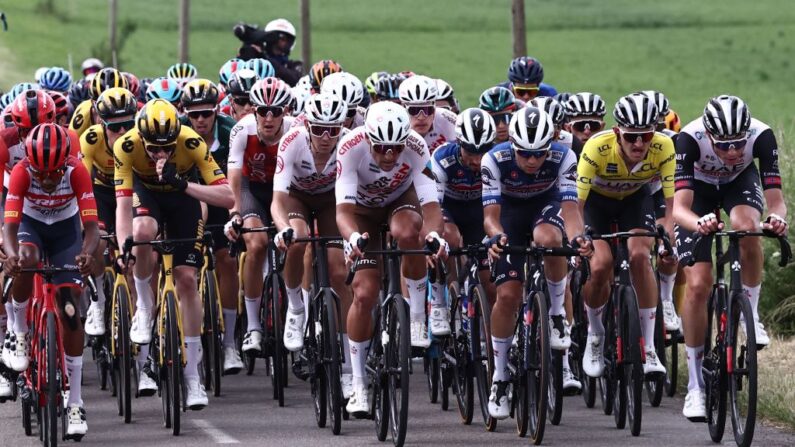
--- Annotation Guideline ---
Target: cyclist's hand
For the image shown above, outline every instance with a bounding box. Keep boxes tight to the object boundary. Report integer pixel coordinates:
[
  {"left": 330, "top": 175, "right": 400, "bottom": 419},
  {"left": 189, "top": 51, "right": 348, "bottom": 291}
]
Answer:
[
  {"left": 763, "top": 213, "right": 788, "bottom": 237},
  {"left": 224, "top": 214, "right": 243, "bottom": 241},
  {"left": 115, "top": 252, "right": 135, "bottom": 274},
  {"left": 159, "top": 161, "right": 188, "bottom": 192},
  {"left": 274, "top": 227, "right": 294, "bottom": 251},
  {"left": 486, "top": 233, "right": 507, "bottom": 261},
  {"left": 425, "top": 231, "right": 449, "bottom": 265},
  {"left": 75, "top": 253, "right": 94, "bottom": 275},
  {"left": 0, "top": 244, "right": 7, "bottom": 263},
  {"left": 344, "top": 232, "right": 367, "bottom": 263},
  {"left": 696, "top": 212, "right": 722, "bottom": 235},
  {"left": 3, "top": 254, "right": 20, "bottom": 277},
  {"left": 573, "top": 234, "right": 594, "bottom": 258},
  {"left": 657, "top": 243, "right": 679, "bottom": 265}
]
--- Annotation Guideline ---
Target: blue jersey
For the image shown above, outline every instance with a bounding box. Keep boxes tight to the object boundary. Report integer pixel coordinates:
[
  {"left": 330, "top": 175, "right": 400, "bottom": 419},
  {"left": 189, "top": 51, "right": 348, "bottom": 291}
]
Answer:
[
  {"left": 499, "top": 81, "right": 558, "bottom": 98},
  {"left": 430, "top": 142, "right": 482, "bottom": 202},
  {"left": 481, "top": 142, "right": 577, "bottom": 206}
]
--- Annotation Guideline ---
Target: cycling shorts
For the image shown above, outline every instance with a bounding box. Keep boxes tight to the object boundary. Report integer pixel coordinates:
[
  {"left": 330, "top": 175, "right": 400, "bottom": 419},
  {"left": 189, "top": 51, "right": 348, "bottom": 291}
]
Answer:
[
  {"left": 94, "top": 184, "right": 116, "bottom": 234},
  {"left": 282, "top": 189, "right": 341, "bottom": 248},
  {"left": 18, "top": 214, "right": 82, "bottom": 285},
  {"left": 583, "top": 189, "right": 656, "bottom": 235},
  {"left": 442, "top": 198, "right": 487, "bottom": 268},
  {"left": 241, "top": 177, "right": 273, "bottom": 224}
]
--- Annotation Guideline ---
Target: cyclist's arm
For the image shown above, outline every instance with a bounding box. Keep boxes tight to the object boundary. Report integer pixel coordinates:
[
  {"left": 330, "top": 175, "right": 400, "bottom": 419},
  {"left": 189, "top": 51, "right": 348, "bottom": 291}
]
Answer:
[
  {"left": 270, "top": 132, "right": 298, "bottom": 230},
  {"left": 71, "top": 161, "right": 100, "bottom": 255},
  {"left": 753, "top": 129, "right": 787, "bottom": 220},
  {"left": 576, "top": 145, "right": 598, "bottom": 202},
  {"left": 271, "top": 191, "right": 292, "bottom": 231},
  {"left": 558, "top": 149, "right": 583, "bottom": 240},
  {"left": 227, "top": 123, "right": 247, "bottom": 214},
  {"left": 335, "top": 143, "right": 360, "bottom": 241},
  {"left": 764, "top": 189, "right": 787, "bottom": 222},
  {"left": 429, "top": 151, "right": 447, "bottom": 203},
  {"left": 481, "top": 154, "right": 504, "bottom": 237},
  {"left": 113, "top": 135, "right": 135, "bottom": 247},
  {"left": 659, "top": 137, "right": 677, "bottom": 237},
  {"left": 79, "top": 132, "right": 95, "bottom": 174},
  {"left": 2, "top": 164, "right": 28, "bottom": 258},
  {"left": 672, "top": 133, "right": 701, "bottom": 232},
  {"left": 415, "top": 161, "right": 443, "bottom": 238}
]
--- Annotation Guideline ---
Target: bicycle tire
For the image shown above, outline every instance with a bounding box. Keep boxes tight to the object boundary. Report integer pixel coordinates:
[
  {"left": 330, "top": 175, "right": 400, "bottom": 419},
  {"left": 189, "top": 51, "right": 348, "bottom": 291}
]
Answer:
[
  {"left": 266, "top": 274, "right": 288, "bottom": 407},
  {"left": 622, "top": 288, "right": 643, "bottom": 436},
  {"left": 646, "top": 299, "right": 666, "bottom": 407},
  {"left": 43, "top": 311, "right": 59, "bottom": 447},
  {"left": 23, "top": 392, "right": 33, "bottom": 435},
  {"left": 201, "top": 270, "right": 222, "bottom": 397},
  {"left": 165, "top": 291, "right": 182, "bottom": 436},
  {"left": 664, "top": 329, "right": 679, "bottom": 397},
  {"left": 115, "top": 284, "right": 133, "bottom": 423},
  {"left": 600, "top": 296, "right": 616, "bottom": 416},
  {"left": 570, "top": 269, "right": 596, "bottom": 407},
  {"left": 322, "top": 289, "right": 343, "bottom": 435},
  {"left": 425, "top": 356, "right": 440, "bottom": 404},
  {"left": 729, "top": 292, "right": 757, "bottom": 447},
  {"left": 371, "top": 298, "right": 389, "bottom": 442},
  {"left": 527, "top": 290, "right": 550, "bottom": 445},
  {"left": 548, "top": 349, "right": 563, "bottom": 425},
  {"left": 449, "top": 281, "right": 474, "bottom": 424},
  {"left": 387, "top": 296, "right": 411, "bottom": 447},
  {"left": 515, "top": 309, "right": 529, "bottom": 438},
  {"left": 706, "top": 286, "right": 728, "bottom": 442},
  {"left": 471, "top": 285, "right": 497, "bottom": 431},
  {"left": 235, "top": 309, "right": 256, "bottom": 375}
]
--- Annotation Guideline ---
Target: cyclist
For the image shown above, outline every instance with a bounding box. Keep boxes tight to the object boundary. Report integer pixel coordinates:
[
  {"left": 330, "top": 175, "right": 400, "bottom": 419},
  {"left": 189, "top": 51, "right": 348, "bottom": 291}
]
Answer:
[
  {"left": 180, "top": 78, "right": 243, "bottom": 374},
  {"left": 364, "top": 71, "right": 388, "bottom": 103},
  {"left": 224, "top": 78, "right": 294, "bottom": 356},
  {"left": 3, "top": 123, "right": 99, "bottom": 436},
  {"left": 226, "top": 68, "right": 260, "bottom": 121},
  {"left": 39, "top": 67, "right": 73, "bottom": 94},
  {"left": 68, "top": 79, "right": 92, "bottom": 112},
  {"left": 81, "top": 58, "right": 104, "bottom": 78},
  {"left": 308, "top": 59, "right": 344, "bottom": 94},
  {"left": 479, "top": 86, "right": 518, "bottom": 144},
  {"left": 435, "top": 79, "right": 460, "bottom": 113},
  {"left": 373, "top": 73, "right": 405, "bottom": 104},
  {"left": 500, "top": 56, "right": 558, "bottom": 101},
  {"left": 530, "top": 96, "right": 583, "bottom": 155},
  {"left": 673, "top": 95, "right": 785, "bottom": 421},
  {"left": 576, "top": 94, "right": 675, "bottom": 381},
  {"left": 335, "top": 101, "right": 447, "bottom": 416},
  {"left": 219, "top": 58, "right": 244, "bottom": 91},
  {"left": 166, "top": 62, "right": 198, "bottom": 88},
  {"left": 145, "top": 77, "right": 183, "bottom": 108},
  {"left": 246, "top": 58, "right": 276, "bottom": 80},
  {"left": 114, "top": 99, "right": 233, "bottom": 410},
  {"left": 320, "top": 71, "right": 366, "bottom": 129},
  {"left": 481, "top": 106, "right": 586, "bottom": 418},
  {"left": 564, "top": 92, "right": 607, "bottom": 146},
  {"left": 398, "top": 75, "right": 457, "bottom": 154},
  {"left": 70, "top": 67, "right": 129, "bottom": 138},
  {"left": 47, "top": 91, "right": 71, "bottom": 127}
]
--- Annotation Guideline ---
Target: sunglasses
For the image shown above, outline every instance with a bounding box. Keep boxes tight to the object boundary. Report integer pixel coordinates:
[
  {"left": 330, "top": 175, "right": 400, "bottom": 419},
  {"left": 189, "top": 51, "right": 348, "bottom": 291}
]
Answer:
[
  {"left": 309, "top": 124, "right": 342, "bottom": 138},
  {"left": 255, "top": 105, "right": 285, "bottom": 118},
  {"left": 345, "top": 107, "right": 358, "bottom": 119},
  {"left": 515, "top": 148, "right": 549, "bottom": 159},
  {"left": 491, "top": 112, "right": 512, "bottom": 124},
  {"left": 232, "top": 96, "right": 252, "bottom": 107},
  {"left": 187, "top": 109, "right": 215, "bottom": 119},
  {"left": 571, "top": 120, "right": 604, "bottom": 133},
  {"left": 711, "top": 138, "right": 748, "bottom": 152},
  {"left": 620, "top": 130, "right": 655, "bottom": 144},
  {"left": 103, "top": 118, "right": 135, "bottom": 133},
  {"left": 144, "top": 143, "right": 177, "bottom": 154},
  {"left": 371, "top": 143, "right": 405, "bottom": 155},
  {"left": 513, "top": 86, "right": 540, "bottom": 98},
  {"left": 406, "top": 105, "right": 435, "bottom": 117}
]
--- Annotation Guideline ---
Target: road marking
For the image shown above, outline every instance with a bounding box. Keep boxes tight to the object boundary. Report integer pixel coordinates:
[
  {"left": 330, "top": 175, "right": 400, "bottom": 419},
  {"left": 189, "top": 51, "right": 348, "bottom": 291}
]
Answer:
[{"left": 192, "top": 419, "right": 240, "bottom": 444}]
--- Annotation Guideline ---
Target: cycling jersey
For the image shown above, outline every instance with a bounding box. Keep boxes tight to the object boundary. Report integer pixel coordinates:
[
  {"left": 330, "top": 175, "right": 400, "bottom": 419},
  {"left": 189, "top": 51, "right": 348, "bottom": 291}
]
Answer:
[
  {"left": 335, "top": 127, "right": 438, "bottom": 208},
  {"left": 481, "top": 142, "right": 577, "bottom": 206},
  {"left": 674, "top": 118, "right": 780, "bottom": 191},
  {"left": 180, "top": 112, "right": 236, "bottom": 173},
  {"left": 80, "top": 124, "right": 115, "bottom": 187},
  {"left": 4, "top": 156, "right": 98, "bottom": 225},
  {"left": 274, "top": 126, "right": 347, "bottom": 195},
  {"left": 422, "top": 108, "right": 457, "bottom": 154},
  {"left": 227, "top": 113, "right": 294, "bottom": 183},
  {"left": 556, "top": 129, "right": 574, "bottom": 150},
  {"left": 113, "top": 127, "right": 227, "bottom": 196},
  {"left": 69, "top": 99, "right": 95, "bottom": 137},
  {"left": 1, "top": 126, "right": 80, "bottom": 189},
  {"left": 576, "top": 130, "right": 675, "bottom": 201},
  {"left": 430, "top": 142, "right": 481, "bottom": 202}
]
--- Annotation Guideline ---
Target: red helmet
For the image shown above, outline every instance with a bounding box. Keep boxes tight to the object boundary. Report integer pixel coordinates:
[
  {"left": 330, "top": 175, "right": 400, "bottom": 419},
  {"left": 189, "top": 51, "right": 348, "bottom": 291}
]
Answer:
[
  {"left": 46, "top": 91, "right": 70, "bottom": 119},
  {"left": 25, "top": 123, "right": 71, "bottom": 173},
  {"left": 10, "top": 90, "right": 56, "bottom": 129},
  {"left": 123, "top": 72, "right": 140, "bottom": 97}
]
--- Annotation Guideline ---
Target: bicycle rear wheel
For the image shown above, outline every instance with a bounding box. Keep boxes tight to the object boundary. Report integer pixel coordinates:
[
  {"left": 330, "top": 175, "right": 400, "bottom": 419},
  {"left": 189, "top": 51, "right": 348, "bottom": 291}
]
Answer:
[
  {"left": 115, "top": 284, "right": 133, "bottom": 423},
  {"left": 729, "top": 292, "right": 757, "bottom": 447},
  {"left": 322, "top": 290, "right": 343, "bottom": 435},
  {"left": 527, "top": 291, "right": 550, "bottom": 445},
  {"left": 705, "top": 287, "right": 728, "bottom": 442},
  {"left": 387, "top": 296, "right": 411, "bottom": 447},
  {"left": 471, "top": 285, "right": 497, "bottom": 431},
  {"left": 164, "top": 292, "right": 182, "bottom": 436},
  {"left": 201, "top": 270, "right": 222, "bottom": 397},
  {"left": 449, "top": 281, "right": 474, "bottom": 424},
  {"left": 43, "top": 311, "right": 59, "bottom": 447}
]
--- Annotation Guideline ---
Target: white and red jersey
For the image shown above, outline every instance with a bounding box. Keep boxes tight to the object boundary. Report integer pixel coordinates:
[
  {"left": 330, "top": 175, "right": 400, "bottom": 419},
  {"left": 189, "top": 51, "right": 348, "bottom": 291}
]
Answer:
[
  {"left": 290, "top": 106, "right": 366, "bottom": 130},
  {"left": 335, "top": 127, "right": 438, "bottom": 208},
  {"left": 4, "top": 156, "right": 98, "bottom": 225},
  {"left": 228, "top": 113, "right": 294, "bottom": 183},
  {"left": 274, "top": 126, "right": 348, "bottom": 195},
  {"left": 1, "top": 126, "right": 80, "bottom": 189},
  {"left": 421, "top": 108, "right": 457, "bottom": 154}
]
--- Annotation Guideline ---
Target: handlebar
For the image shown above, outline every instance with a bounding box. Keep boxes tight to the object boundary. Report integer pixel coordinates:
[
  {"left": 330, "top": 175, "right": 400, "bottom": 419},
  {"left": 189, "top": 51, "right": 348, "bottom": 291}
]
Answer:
[{"left": 684, "top": 229, "right": 792, "bottom": 267}]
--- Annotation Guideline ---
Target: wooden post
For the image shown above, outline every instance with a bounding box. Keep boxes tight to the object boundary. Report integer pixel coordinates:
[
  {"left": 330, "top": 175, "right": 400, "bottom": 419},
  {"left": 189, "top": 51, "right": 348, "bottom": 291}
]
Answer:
[
  {"left": 511, "top": 0, "right": 527, "bottom": 58},
  {"left": 109, "top": 0, "right": 118, "bottom": 66},
  {"left": 300, "top": 0, "right": 311, "bottom": 73},
  {"left": 178, "top": 0, "right": 190, "bottom": 63}
]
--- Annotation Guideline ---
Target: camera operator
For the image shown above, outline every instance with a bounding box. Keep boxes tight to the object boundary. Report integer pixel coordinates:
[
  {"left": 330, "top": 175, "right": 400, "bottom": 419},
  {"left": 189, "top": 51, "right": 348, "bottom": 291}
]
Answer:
[{"left": 233, "top": 18, "right": 303, "bottom": 86}]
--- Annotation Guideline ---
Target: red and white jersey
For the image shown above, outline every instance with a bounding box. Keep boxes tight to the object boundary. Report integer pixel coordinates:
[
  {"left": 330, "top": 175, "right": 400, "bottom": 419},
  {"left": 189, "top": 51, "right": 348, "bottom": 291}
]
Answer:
[
  {"left": 421, "top": 108, "right": 457, "bottom": 154},
  {"left": 290, "top": 106, "right": 366, "bottom": 130},
  {"left": 0, "top": 126, "right": 80, "bottom": 189},
  {"left": 335, "top": 127, "right": 438, "bottom": 208},
  {"left": 274, "top": 126, "right": 348, "bottom": 195},
  {"left": 4, "top": 156, "right": 98, "bottom": 225},
  {"left": 228, "top": 113, "right": 294, "bottom": 183}
]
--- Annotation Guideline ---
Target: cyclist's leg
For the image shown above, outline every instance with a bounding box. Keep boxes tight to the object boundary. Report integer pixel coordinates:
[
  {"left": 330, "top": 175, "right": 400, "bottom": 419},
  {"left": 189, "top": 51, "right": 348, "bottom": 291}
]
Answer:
[
  {"left": 388, "top": 190, "right": 425, "bottom": 328},
  {"left": 279, "top": 192, "right": 312, "bottom": 351},
  {"left": 534, "top": 202, "right": 569, "bottom": 350},
  {"left": 5, "top": 217, "right": 41, "bottom": 372},
  {"left": 239, "top": 178, "right": 271, "bottom": 343},
  {"left": 654, "top": 188, "right": 680, "bottom": 330},
  {"left": 130, "top": 186, "right": 160, "bottom": 345},
  {"left": 208, "top": 204, "right": 240, "bottom": 355}
]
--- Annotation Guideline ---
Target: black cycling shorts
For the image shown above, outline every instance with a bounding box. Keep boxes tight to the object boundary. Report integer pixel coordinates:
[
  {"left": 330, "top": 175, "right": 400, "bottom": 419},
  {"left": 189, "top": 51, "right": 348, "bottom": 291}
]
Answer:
[
  {"left": 583, "top": 189, "right": 656, "bottom": 236},
  {"left": 94, "top": 184, "right": 116, "bottom": 234},
  {"left": 241, "top": 177, "right": 273, "bottom": 224},
  {"left": 443, "top": 198, "right": 488, "bottom": 269},
  {"left": 18, "top": 214, "right": 83, "bottom": 285}
]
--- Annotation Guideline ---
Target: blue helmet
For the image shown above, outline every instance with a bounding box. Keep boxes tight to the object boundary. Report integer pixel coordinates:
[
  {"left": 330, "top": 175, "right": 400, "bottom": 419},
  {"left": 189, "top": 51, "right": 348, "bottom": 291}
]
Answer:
[
  {"left": 40, "top": 67, "right": 74, "bottom": 92},
  {"left": 508, "top": 56, "right": 544, "bottom": 84},
  {"left": 0, "top": 92, "right": 13, "bottom": 109},
  {"left": 146, "top": 77, "right": 183, "bottom": 104},
  {"left": 10, "top": 82, "right": 40, "bottom": 101},
  {"left": 219, "top": 58, "right": 244, "bottom": 86},
  {"left": 246, "top": 58, "right": 276, "bottom": 80}
]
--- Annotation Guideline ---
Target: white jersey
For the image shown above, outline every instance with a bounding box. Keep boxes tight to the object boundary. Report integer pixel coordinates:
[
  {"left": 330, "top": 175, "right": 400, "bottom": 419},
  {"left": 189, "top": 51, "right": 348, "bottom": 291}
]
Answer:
[
  {"left": 273, "top": 126, "right": 347, "bottom": 194},
  {"left": 555, "top": 129, "right": 574, "bottom": 149},
  {"left": 422, "top": 108, "right": 457, "bottom": 154},
  {"left": 335, "top": 127, "right": 438, "bottom": 208}
]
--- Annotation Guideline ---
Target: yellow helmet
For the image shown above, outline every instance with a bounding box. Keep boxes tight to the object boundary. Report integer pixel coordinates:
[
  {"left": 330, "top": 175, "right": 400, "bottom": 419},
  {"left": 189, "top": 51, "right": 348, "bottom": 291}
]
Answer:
[
  {"left": 664, "top": 109, "right": 681, "bottom": 133},
  {"left": 137, "top": 99, "right": 181, "bottom": 145},
  {"left": 181, "top": 79, "right": 219, "bottom": 108},
  {"left": 95, "top": 87, "right": 137, "bottom": 121},
  {"left": 90, "top": 67, "right": 128, "bottom": 101}
]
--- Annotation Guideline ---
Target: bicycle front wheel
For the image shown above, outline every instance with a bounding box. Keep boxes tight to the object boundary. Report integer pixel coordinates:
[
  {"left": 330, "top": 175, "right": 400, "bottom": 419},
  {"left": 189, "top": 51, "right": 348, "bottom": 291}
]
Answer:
[
  {"left": 449, "top": 281, "right": 474, "bottom": 424},
  {"left": 621, "top": 288, "right": 643, "bottom": 436},
  {"left": 43, "top": 311, "right": 59, "bottom": 447},
  {"left": 201, "top": 270, "right": 222, "bottom": 397},
  {"left": 705, "top": 287, "right": 728, "bottom": 442},
  {"left": 322, "top": 290, "right": 343, "bottom": 435},
  {"left": 265, "top": 274, "right": 288, "bottom": 406},
  {"left": 729, "top": 291, "right": 757, "bottom": 447},
  {"left": 527, "top": 291, "right": 550, "bottom": 445},
  {"left": 387, "top": 296, "right": 411, "bottom": 447},
  {"left": 164, "top": 291, "right": 182, "bottom": 436},
  {"left": 471, "top": 285, "right": 497, "bottom": 431},
  {"left": 115, "top": 283, "right": 133, "bottom": 423}
]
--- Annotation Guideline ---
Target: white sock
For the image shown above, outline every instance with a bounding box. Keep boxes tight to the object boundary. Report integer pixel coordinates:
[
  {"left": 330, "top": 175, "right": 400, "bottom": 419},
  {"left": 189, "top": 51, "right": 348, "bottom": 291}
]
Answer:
[
  {"left": 659, "top": 273, "right": 676, "bottom": 303},
  {"left": 4, "top": 301, "right": 13, "bottom": 327},
  {"left": 491, "top": 336, "right": 513, "bottom": 382},
  {"left": 743, "top": 283, "right": 761, "bottom": 321},
  {"left": 406, "top": 277, "right": 428, "bottom": 322},
  {"left": 686, "top": 345, "right": 705, "bottom": 391},
  {"left": 93, "top": 274, "right": 106, "bottom": 307},
  {"left": 12, "top": 298, "right": 30, "bottom": 333},
  {"left": 245, "top": 296, "right": 262, "bottom": 331},
  {"left": 286, "top": 286, "right": 304, "bottom": 313},
  {"left": 184, "top": 336, "right": 202, "bottom": 380},
  {"left": 562, "top": 349, "right": 571, "bottom": 371},
  {"left": 137, "top": 343, "right": 150, "bottom": 373},
  {"left": 302, "top": 288, "right": 311, "bottom": 316},
  {"left": 66, "top": 355, "right": 83, "bottom": 406},
  {"left": 222, "top": 308, "right": 237, "bottom": 348},
  {"left": 430, "top": 282, "right": 445, "bottom": 307},
  {"left": 133, "top": 275, "right": 154, "bottom": 312},
  {"left": 349, "top": 340, "right": 370, "bottom": 387},
  {"left": 585, "top": 303, "right": 605, "bottom": 336},
  {"left": 640, "top": 307, "right": 656, "bottom": 352},
  {"left": 547, "top": 278, "right": 566, "bottom": 316},
  {"left": 341, "top": 334, "right": 351, "bottom": 374}
]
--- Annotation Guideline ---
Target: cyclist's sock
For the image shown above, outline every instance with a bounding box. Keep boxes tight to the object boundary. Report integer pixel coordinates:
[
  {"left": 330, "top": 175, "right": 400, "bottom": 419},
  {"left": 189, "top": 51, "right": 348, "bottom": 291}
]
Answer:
[
  {"left": 286, "top": 286, "right": 304, "bottom": 313},
  {"left": 406, "top": 277, "right": 428, "bottom": 322},
  {"left": 491, "top": 335, "right": 513, "bottom": 382},
  {"left": 65, "top": 355, "right": 83, "bottom": 406},
  {"left": 585, "top": 303, "right": 605, "bottom": 336},
  {"left": 0, "top": 314, "right": 6, "bottom": 343},
  {"left": 341, "top": 334, "right": 352, "bottom": 374},
  {"left": 547, "top": 277, "right": 566, "bottom": 316},
  {"left": 685, "top": 345, "right": 705, "bottom": 391},
  {"left": 11, "top": 298, "right": 29, "bottom": 333},
  {"left": 302, "top": 288, "right": 311, "bottom": 315},
  {"left": 659, "top": 273, "right": 675, "bottom": 303},
  {"left": 184, "top": 336, "right": 202, "bottom": 380},
  {"left": 4, "top": 301, "right": 14, "bottom": 327},
  {"left": 561, "top": 349, "right": 571, "bottom": 371},
  {"left": 639, "top": 307, "right": 656, "bottom": 352},
  {"left": 244, "top": 296, "right": 262, "bottom": 331},
  {"left": 137, "top": 343, "right": 150, "bottom": 373},
  {"left": 349, "top": 339, "right": 370, "bottom": 387},
  {"left": 430, "top": 282, "right": 445, "bottom": 307},
  {"left": 133, "top": 274, "right": 154, "bottom": 312},
  {"left": 93, "top": 273, "right": 106, "bottom": 306},
  {"left": 742, "top": 283, "right": 761, "bottom": 321},
  {"left": 222, "top": 308, "right": 237, "bottom": 348}
]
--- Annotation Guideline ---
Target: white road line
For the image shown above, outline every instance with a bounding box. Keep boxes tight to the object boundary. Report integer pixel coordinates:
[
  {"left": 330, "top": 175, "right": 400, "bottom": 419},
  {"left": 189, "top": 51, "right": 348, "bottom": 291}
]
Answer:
[{"left": 192, "top": 419, "right": 240, "bottom": 444}]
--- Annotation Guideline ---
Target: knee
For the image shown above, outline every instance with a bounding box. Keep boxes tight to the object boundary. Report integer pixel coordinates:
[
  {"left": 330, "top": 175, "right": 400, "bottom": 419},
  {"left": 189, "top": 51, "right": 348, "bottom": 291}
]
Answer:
[
  {"left": 174, "top": 270, "right": 198, "bottom": 295},
  {"left": 629, "top": 248, "right": 651, "bottom": 270},
  {"left": 730, "top": 214, "right": 759, "bottom": 233},
  {"left": 352, "top": 276, "right": 379, "bottom": 310},
  {"left": 686, "top": 271, "right": 712, "bottom": 301},
  {"left": 496, "top": 284, "right": 521, "bottom": 311},
  {"left": 443, "top": 224, "right": 462, "bottom": 248},
  {"left": 133, "top": 219, "right": 157, "bottom": 241},
  {"left": 245, "top": 234, "right": 268, "bottom": 258},
  {"left": 286, "top": 241, "right": 308, "bottom": 260},
  {"left": 533, "top": 226, "right": 562, "bottom": 248},
  {"left": 589, "top": 257, "right": 612, "bottom": 284}
]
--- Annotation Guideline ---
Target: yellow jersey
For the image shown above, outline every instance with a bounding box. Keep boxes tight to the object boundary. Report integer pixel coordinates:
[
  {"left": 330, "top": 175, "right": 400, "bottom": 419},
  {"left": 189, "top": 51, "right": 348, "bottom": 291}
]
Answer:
[
  {"left": 80, "top": 124, "right": 116, "bottom": 188},
  {"left": 113, "top": 126, "right": 227, "bottom": 196},
  {"left": 69, "top": 99, "right": 95, "bottom": 138},
  {"left": 576, "top": 130, "right": 675, "bottom": 201}
]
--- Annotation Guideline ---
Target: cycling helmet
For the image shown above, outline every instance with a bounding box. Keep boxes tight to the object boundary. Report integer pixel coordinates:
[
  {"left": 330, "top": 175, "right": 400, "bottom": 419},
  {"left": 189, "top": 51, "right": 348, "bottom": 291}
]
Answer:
[
  {"left": 81, "top": 58, "right": 104, "bottom": 76},
  {"left": 308, "top": 59, "right": 343, "bottom": 92},
  {"left": 321, "top": 72, "right": 364, "bottom": 107},
  {"left": 123, "top": 72, "right": 140, "bottom": 97},
  {"left": 146, "top": 77, "right": 183, "bottom": 104},
  {"left": 137, "top": 99, "right": 181, "bottom": 145},
  {"left": 566, "top": 92, "right": 606, "bottom": 118},
  {"left": 26, "top": 123, "right": 71, "bottom": 173},
  {"left": 508, "top": 56, "right": 544, "bottom": 84},
  {"left": 375, "top": 74, "right": 405, "bottom": 101},
  {"left": 290, "top": 82, "right": 312, "bottom": 116},
  {"left": 182, "top": 79, "right": 220, "bottom": 108},
  {"left": 553, "top": 92, "right": 572, "bottom": 104},
  {"left": 227, "top": 68, "right": 259, "bottom": 98},
  {"left": 456, "top": 108, "right": 496, "bottom": 154},
  {"left": 639, "top": 90, "right": 670, "bottom": 118},
  {"left": 530, "top": 97, "right": 566, "bottom": 126},
  {"left": 68, "top": 79, "right": 92, "bottom": 109},
  {"left": 10, "top": 83, "right": 40, "bottom": 100},
  {"left": 10, "top": 90, "right": 56, "bottom": 128},
  {"left": 365, "top": 71, "right": 388, "bottom": 97},
  {"left": 435, "top": 79, "right": 454, "bottom": 101},
  {"left": 34, "top": 67, "right": 50, "bottom": 83},
  {"left": 246, "top": 58, "right": 276, "bottom": 80},
  {"left": 398, "top": 75, "right": 437, "bottom": 105},
  {"left": 304, "top": 92, "right": 347, "bottom": 126},
  {"left": 0, "top": 93, "right": 13, "bottom": 109},
  {"left": 95, "top": 87, "right": 138, "bottom": 121},
  {"left": 40, "top": 67, "right": 73, "bottom": 93},
  {"left": 613, "top": 93, "right": 658, "bottom": 129},
  {"left": 479, "top": 86, "right": 516, "bottom": 113},
  {"left": 46, "top": 91, "right": 70, "bottom": 119},
  {"left": 137, "top": 78, "right": 154, "bottom": 103},
  {"left": 364, "top": 102, "right": 411, "bottom": 144},
  {"left": 509, "top": 106, "right": 555, "bottom": 151},
  {"left": 250, "top": 77, "right": 293, "bottom": 108},
  {"left": 219, "top": 58, "right": 244, "bottom": 86},
  {"left": 702, "top": 95, "right": 750, "bottom": 139},
  {"left": 166, "top": 63, "right": 198, "bottom": 86},
  {"left": 90, "top": 68, "right": 128, "bottom": 101},
  {"left": 665, "top": 110, "right": 681, "bottom": 133}
]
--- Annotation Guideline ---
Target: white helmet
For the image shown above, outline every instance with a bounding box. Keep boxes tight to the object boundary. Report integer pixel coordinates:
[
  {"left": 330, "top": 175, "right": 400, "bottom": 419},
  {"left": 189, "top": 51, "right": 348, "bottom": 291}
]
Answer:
[
  {"left": 290, "top": 82, "right": 312, "bottom": 116},
  {"left": 305, "top": 92, "right": 347, "bottom": 125},
  {"left": 81, "top": 57, "right": 104, "bottom": 74},
  {"left": 456, "top": 108, "right": 496, "bottom": 153},
  {"left": 365, "top": 102, "right": 411, "bottom": 144},
  {"left": 34, "top": 67, "right": 50, "bottom": 83},
  {"left": 265, "top": 18, "right": 296, "bottom": 37},
  {"left": 398, "top": 75, "right": 437, "bottom": 105},
  {"left": 321, "top": 72, "right": 364, "bottom": 107},
  {"left": 435, "top": 79, "right": 454, "bottom": 101},
  {"left": 509, "top": 106, "right": 555, "bottom": 151}
]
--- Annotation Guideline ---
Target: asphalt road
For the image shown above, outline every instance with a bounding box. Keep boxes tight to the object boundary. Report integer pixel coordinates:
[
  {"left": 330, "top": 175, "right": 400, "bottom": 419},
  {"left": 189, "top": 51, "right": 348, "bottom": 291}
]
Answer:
[{"left": 1, "top": 352, "right": 793, "bottom": 446}]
